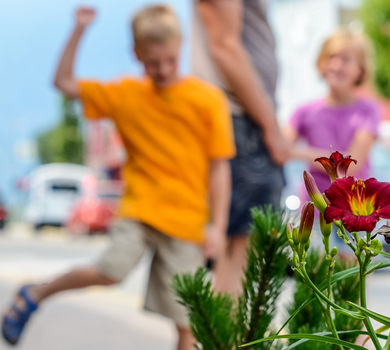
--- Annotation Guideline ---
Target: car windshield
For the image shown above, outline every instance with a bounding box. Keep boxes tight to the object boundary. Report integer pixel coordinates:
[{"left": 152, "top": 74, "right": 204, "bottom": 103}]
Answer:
[
  {"left": 97, "top": 193, "right": 120, "bottom": 199},
  {"left": 51, "top": 183, "right": 79, "bottom": 194}
]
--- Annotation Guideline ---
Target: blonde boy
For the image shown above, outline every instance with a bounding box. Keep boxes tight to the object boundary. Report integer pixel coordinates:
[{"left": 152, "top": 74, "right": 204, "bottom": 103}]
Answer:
[{"left": 2, "top": 5, "right": 235, "bottom": 350}]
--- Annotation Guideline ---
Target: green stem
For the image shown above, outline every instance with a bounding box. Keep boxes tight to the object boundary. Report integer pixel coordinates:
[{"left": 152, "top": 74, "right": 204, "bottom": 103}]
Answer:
[
  {"left": 360, "top": 253, "right": 382, "bottom": 350},
  {"left": 301, "top": 269, "right": 341, "bottom": 311},
  {"left": 353, "top": 232, "right": 359, "bottom": 245},
  {"left": 367, "top": 231, "right": 372, "bottom": 245},
  {"left": 383, "top": 333, "right": 390, "bottom": 350},
  {"left": 334, "top": 223, "right": 356, "bottom": 252},
  {"left": 327, "top": 261, "right": 332, "bottom": 315},
  {"left": 302, "top": 267, "right": 344, "bottom": 350},
  {"left": 327, "top": 261, "right": 344, "bottom": 350}
]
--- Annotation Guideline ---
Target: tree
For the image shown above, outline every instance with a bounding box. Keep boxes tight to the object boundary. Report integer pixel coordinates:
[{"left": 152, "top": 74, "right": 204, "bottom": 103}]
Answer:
[
  {"left": 173, "top": 206, "right": 290, "bottom": 350},
  {"left": 361, "top": 0, "right": 390, "bottom": 99},
  {"left": 37, "top": 97, "right": 84, "bottom": 164}
]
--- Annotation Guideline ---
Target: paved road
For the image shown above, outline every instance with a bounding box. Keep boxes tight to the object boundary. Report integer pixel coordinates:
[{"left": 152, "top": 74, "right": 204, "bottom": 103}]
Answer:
[
  {"left": 0, "top": 224, "right": 390, "bottom": 350},
  {"left": 0, "top": 224, "right": 176, "bottom": 350}
]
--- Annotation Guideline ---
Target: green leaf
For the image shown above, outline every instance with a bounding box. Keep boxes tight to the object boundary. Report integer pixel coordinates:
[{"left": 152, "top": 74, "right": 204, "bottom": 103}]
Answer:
[
  {"left": 368, "top": 248, "right": 390, "bottom": 259},
  {"left": 348, "top": 301, "right": 390, "bottom": 327},
  {"left": 284, "top": 330, "right": 388, "bottom": 350},
  {"left": 239, "top": 333, "right": 368, "bottom": 349},
  {"left": 365, "top": 261, "right": 383, "bottom": 276},
  {"left": 276, "top": 259, "right": 390, "bottom": 335},
  {"left": 332, "top": 307, "right": 365, "bottom": 320}
]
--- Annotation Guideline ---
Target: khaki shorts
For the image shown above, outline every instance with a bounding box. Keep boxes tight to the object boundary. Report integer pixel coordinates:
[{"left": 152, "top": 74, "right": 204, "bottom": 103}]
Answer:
[{"left": 95, "top": 219, "right": 204, "bottom": 328}]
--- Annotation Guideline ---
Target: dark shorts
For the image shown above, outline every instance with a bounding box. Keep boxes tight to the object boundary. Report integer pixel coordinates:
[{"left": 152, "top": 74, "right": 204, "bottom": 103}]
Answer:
[{"left": 227, "top": 115, "right": 285, "bottom": 236}]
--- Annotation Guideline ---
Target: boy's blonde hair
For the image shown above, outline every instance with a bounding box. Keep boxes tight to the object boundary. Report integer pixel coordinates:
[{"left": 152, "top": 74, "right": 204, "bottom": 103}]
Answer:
[
  {"left": 131, "top": 5, "right": 182, "bottom": 47},
  {"left": 316, "top": 28, "right": 374, "bottom": 86}
]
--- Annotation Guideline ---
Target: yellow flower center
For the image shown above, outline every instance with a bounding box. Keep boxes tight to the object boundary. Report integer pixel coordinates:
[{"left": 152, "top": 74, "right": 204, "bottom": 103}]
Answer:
[{"left": 350, "top": 179, "right": 375, "bottom": 216}]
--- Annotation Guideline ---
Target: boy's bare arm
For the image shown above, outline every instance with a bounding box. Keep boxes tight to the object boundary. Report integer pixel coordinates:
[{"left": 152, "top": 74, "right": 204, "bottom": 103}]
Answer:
[
  {"left": 196, "top": 0, "right": 291, "bottom": 165},
  {"left": 205, "top": 158, "right": 231, "bottom": 258},
  {"left": 53, "top": 7, "right": 96, "bottom": 98}
]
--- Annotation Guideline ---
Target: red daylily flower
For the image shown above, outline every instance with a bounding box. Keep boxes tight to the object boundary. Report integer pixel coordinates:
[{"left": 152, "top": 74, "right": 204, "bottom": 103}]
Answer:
[
  {"left": 315, "top": 151, "right": 357, "bottom": 183},
  {"left": 324, "top": 176, "right": 390, "bottom": 233}
]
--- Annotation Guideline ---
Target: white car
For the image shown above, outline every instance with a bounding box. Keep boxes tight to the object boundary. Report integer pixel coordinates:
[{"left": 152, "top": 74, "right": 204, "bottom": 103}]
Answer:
[{"left": 25, "top": 163, "right": 97, "bottom": 230}]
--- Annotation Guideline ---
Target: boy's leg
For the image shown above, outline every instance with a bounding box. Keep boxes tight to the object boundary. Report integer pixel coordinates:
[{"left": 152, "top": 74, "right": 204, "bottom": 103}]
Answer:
[
  {"left": 29, "top": 267, "right": 116, "bottom": 302},
  {"left": 4, "top": 267, "right": 116, "bottom": 322},
  {"left": 143, "top": 227, "right": 204, "bottom": 350},
  {"left": 177, "top": 326, "right": 196, "bottom": 350},
  {"left": 214, "top": 235, "right": 247, "bottom": 296},
  {"left": 2, "top": 219, "right": 147, "bottom": 345}
]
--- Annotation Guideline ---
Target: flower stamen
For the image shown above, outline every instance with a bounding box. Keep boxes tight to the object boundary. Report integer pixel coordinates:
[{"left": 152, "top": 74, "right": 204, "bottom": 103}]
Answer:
[{"left": 350, "top": 179, "right": 374, "bottom": 216}]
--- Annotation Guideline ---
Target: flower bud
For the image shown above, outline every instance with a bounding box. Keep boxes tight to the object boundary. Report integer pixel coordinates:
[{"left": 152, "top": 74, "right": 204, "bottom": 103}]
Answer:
[
  {"left": 330, "top": 247, "right": 338, "bottom": 257},
  {"left": 292, "top": 228, "right": 299, "bottom": 246},
  {"left": 287, "top": 223, "right": 293, "bottom": 241},
  {"left": 370, "top": 239, "right": 383, "bottom": 256},
  {"left": 298, "top": 202, "right": 314, "bottom": 245},
  {"left": 358, "top": 238, "right": 366, "bottom": 250},
  {"left": 303, "top": 171, "right": 328, "bottom": 213},
  {"left": 305, "top": 239, "right": 310, "bottom": 251},
  {"left": 320, "top": 212, "right": 332, "bottom": 237}
]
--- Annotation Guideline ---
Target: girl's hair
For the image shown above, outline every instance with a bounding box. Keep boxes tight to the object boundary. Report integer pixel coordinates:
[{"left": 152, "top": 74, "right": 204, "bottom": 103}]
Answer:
[
  {"left": 316, "top": 28, "right": 375, "bottom": 86},
  {"left": 131, "top": 5, "right": 181, "bottom": 47}
]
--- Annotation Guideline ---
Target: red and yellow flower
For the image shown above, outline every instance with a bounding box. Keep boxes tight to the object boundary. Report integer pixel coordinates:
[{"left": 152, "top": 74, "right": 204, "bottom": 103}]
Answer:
[
  {"left": 315, "top": 151, "right": 357, "bottom": 183},
  {"left": 324, "top": 176, "right": 390, "bottom": 232}
]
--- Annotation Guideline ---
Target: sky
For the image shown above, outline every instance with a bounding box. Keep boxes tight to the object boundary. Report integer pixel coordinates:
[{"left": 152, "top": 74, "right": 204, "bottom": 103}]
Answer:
[{"left": 0, "top": 0, "right": 191, "bottom": 204}]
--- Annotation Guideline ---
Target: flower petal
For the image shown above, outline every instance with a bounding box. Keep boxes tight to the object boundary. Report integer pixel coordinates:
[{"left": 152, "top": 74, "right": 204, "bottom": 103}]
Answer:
[
  {"left": 324, "top": 205, "right": 344, "bottom": 223},
  {"left": 330, "top": 151, "right": 344, "bottom": 165},
  {"left": 365, "top": 178, "right": 390, "bottom": 208},
  {"left": 377, "top": 204, "right": 390, "bottom": 220},
  {"left": 341, "top": 210, "right": 380, "bottom": 233},
  {"left": 315, "top": 157, "right": 337, "bottom": 182},
  {"left": 324, "top": 177, "right": 355, "bottom": 211},
  {"left": 336, "top": 158, "right": 357, "bottom": 178}
]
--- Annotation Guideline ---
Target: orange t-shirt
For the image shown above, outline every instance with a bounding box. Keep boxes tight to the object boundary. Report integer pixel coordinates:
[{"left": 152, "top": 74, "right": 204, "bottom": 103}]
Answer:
[{"left": 78, "top": 76, "right": 236, "bottom": 243}]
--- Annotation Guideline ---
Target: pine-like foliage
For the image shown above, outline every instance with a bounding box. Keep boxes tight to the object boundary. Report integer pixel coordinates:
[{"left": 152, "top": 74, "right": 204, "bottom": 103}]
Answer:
[
  {"left": 173, "top": 206, "right": 290, "bottom": 350},
  {"left": 288, "top": 249, "right": 362, "bottom": 349},
  {"left": 236, "top": 206, "right": 290, "bottom": 349},
  {"left": 172, "top": 269, "right": 236, "bottom": 350}
]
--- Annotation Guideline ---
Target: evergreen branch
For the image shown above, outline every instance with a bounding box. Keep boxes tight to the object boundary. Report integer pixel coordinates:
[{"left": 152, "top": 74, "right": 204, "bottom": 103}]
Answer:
[
  {"left": 236, "top": 206, "right": 290, "bottom": 349},
  {"left": 172, "top": 268, "right": 236, "bottom": 350}
]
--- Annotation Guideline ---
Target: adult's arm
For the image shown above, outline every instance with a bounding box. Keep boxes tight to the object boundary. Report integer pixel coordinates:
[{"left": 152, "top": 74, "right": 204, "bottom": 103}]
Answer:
[
  {"left": 53, "top": 7, "right": 96, "bottom": 98},
  {"left": 196, "top": 0, "right": 291, "bottom": 165}
]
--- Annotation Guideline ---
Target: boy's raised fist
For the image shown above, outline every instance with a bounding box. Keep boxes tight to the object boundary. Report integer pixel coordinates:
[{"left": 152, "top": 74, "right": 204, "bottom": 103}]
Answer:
[{"left": 75, "top": 6, "right": 96, "bottom": 27}]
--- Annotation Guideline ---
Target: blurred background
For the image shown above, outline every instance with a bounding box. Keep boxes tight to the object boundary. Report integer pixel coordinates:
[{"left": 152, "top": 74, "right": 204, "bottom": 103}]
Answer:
[
  {"left": 2, "top": 0, "right": 390, "bottom": 221},
  {"left": 1, "top": 0, "right": 390, "bottom": 349}
]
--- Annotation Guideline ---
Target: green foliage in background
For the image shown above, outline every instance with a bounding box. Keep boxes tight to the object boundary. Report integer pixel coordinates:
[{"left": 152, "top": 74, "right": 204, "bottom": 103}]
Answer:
[
  {"left": 173, "top": 206, "right": 290, "bottom": 350},
  {"left": 37, "top": 97, "right": 84, "bottom": 164},
  {"left": 361, "top": 0, "right": 390, "bottom": 98},
  {"left": 288, "top": 248, "right": 362, "bottom": 350}
]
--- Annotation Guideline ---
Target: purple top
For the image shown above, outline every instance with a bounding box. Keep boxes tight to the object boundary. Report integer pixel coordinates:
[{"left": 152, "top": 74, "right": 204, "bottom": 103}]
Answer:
[{"left": 290, "top": 98, "right": 380, "bottom": 200}]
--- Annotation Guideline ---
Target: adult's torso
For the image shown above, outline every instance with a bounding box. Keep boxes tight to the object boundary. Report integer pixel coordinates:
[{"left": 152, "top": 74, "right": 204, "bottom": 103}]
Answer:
[{"left": 191, "top": 0, "right": 278, "bottom": 114}]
